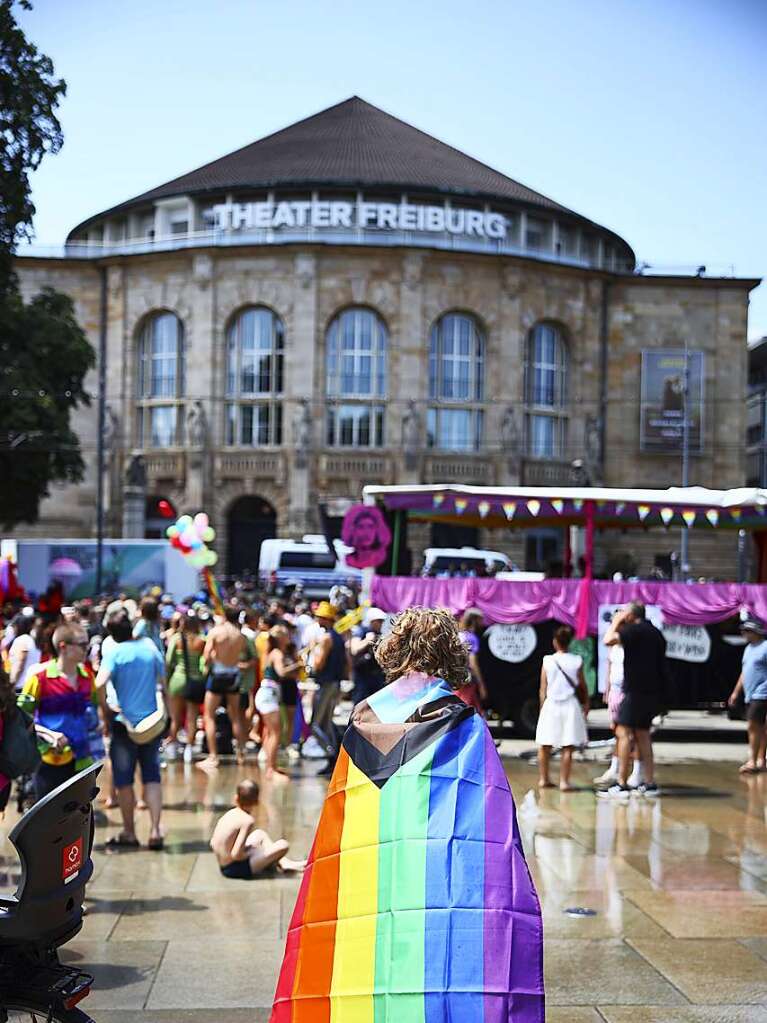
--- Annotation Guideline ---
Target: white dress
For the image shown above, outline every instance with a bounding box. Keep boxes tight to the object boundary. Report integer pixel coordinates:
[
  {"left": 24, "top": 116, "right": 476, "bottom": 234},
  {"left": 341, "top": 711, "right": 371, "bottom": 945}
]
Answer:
[{"left": 535, "top": 652, "right": 589, "bottom": 748}]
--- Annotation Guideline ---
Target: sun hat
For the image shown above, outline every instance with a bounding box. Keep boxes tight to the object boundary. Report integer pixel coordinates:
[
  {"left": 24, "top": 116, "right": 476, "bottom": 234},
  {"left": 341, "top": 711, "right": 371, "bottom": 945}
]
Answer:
[
  {"left": 314, "top": 601, "right": 337, "bottom": 620},
  {"left": 367, "top": 607, "right": 387, "bottom": 623}
]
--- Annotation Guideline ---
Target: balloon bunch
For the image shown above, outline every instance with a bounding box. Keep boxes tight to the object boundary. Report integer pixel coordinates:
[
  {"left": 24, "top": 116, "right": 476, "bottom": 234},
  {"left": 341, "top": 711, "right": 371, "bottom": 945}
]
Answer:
[{"left": 166, "top": 512, "right": 218, "bottom": 568}]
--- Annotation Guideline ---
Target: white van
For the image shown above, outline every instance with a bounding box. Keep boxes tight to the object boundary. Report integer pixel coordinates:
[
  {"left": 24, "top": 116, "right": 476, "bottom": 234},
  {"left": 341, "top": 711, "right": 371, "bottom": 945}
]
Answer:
[
  {"left": 422, "top": 547, "right": 513, "bottom": 577},
  {"left": 258, "top": 536, "right": 362, "bottom": 598}
]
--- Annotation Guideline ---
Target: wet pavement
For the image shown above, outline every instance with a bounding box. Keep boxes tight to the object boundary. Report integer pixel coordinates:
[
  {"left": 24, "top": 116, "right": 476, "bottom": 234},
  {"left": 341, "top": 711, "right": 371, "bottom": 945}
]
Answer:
[{"left": 3, "top": 742, "right": 767, "bottom": 1021}]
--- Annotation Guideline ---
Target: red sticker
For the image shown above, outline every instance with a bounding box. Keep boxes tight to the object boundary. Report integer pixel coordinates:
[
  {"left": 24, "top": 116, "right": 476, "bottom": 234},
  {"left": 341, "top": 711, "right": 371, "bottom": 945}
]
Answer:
[{"left": 62, "top": 837, "right": 83, "bottom": 882}]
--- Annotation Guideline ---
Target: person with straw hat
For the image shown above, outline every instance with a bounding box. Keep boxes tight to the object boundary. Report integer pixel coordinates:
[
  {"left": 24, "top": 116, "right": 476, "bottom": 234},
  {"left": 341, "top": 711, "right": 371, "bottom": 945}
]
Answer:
[{"left": 308, "top": 601, "right": 349, "bottom": 776}]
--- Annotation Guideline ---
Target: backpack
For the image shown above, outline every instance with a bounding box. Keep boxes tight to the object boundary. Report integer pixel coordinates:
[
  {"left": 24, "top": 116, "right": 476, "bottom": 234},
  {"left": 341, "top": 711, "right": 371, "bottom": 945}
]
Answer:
[{"left": 0, "top": 706, "right": 42, "bottom": 779}]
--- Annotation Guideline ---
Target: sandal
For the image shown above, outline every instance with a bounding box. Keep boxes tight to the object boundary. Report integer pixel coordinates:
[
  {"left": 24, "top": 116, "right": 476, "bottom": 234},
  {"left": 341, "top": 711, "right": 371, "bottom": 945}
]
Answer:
[
  {"left": 105, "top": 833, "right": 140, "bottom": 849},
  {"left": 739, "top": 762, "right": 758, "bottom": 774},
  {"left": 147, "top": 835, "right": 165, "bottom": 851}
]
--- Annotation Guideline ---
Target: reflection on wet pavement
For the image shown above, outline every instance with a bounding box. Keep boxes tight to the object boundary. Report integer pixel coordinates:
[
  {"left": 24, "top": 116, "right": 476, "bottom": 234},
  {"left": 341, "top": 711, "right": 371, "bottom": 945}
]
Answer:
[{"left": 1, "top": 749, "right": 766, "bottom": 1019}]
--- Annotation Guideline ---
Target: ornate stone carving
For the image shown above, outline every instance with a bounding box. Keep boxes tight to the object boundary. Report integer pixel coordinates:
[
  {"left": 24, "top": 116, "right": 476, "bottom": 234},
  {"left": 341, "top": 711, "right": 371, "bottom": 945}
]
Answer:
[
  {"left": 102, "top": 404, "right": 118, "bottom": 466},
  {"left": 295, "top": 253, "right": 316, "bottom": 289},
  {"left": 500, "top": 406, "right": 522, "bottom": 476},
  {"left": 402, "top": 253, "right": 423, "bottom": 291},
  {"left": 186, "top": 400, "right": 207, "bottom": 448},
  {"left": 193, "top": 254, "right": 213, "bottom": 287},
  {"left": 402, "top": 400, "right": 421, "bottom": 470},
  {"left": 583, "top": 413, "right": 604, "bottom": 485},
  {"left": 125, "top": 453, "right": 147, "bottom": 488},
  {"left": 293, "top": 398, "right": 312, "bottom": 469}
]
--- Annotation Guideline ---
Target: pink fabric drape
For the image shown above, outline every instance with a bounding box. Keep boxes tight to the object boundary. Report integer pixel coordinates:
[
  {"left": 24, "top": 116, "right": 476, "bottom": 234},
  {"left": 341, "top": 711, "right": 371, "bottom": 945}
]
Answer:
[{"left": 371, "top": 576, "right": 767, "bottom": 634}]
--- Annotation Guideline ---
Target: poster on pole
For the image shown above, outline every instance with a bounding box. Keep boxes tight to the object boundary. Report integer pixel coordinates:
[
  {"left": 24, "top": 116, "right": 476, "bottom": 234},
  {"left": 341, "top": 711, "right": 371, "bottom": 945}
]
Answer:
[{"left": 639, "top": 349, "right": 704, "bottom": 452}]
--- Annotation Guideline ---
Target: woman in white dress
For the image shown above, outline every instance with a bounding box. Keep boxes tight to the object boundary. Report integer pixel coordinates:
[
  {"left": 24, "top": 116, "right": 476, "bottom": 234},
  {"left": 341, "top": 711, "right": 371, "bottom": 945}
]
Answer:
[{"left": 536, "top": 625, "right": 589, "bottom": 791}]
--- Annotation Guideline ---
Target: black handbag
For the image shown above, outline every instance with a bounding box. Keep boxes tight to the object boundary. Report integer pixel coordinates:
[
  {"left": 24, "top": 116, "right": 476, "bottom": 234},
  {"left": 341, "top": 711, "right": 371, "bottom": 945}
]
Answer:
[{"left": 0, "top": 706, "right": 41, "bottom": 779}]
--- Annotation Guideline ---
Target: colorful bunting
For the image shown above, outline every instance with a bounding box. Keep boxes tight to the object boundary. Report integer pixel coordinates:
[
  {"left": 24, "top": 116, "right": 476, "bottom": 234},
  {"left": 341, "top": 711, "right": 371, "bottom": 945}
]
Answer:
[
  {"left": 637, "top": 505, "right": 651, "bottom": 522},
  {"left": 705, "top": 509, "right": 719, "bottom": 527},
  {"left": 615, "top": 503, "right": 625, "bottom": 516},
  {"left": 454, "top": 498, "right": 468, "bottom": 515},
  {"left": 660, "top": 507, "right": 674, "bottom": 526},
  {"left": 682, "top": 509, "right": 696, "bottom": 528},
  {"left": 503, "top": 501, "right": 517, "bottom": 520},
  {"left": 551, "top": 499, "right": 564, "bottom": 515},
  {"left": 731, "top": 509, "right": 742, "bottom": 523},
  {"left": 433, "top": 494, "right": 444, "bottom": 508},
  {"left": 527, "top": 499, "right": 541, "bottom": 517},
  {"left": 573, "top": 499, "right": 584, "bottom": 512},
  {"left": 477, "top": 500, "right": 491, "bottom": 519}
]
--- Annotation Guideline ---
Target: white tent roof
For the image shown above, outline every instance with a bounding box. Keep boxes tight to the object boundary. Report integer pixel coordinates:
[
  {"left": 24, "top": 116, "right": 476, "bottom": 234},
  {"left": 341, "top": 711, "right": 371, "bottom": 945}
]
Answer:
[{"left": 363, "top": 484, "right": 767, "bottom": 510}]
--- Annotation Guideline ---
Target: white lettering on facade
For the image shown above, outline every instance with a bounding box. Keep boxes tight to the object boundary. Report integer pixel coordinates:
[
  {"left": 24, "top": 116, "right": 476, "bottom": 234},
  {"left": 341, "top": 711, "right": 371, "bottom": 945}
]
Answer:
[{"left": 207, "top": 199, "right": 508, "bottom": 239}]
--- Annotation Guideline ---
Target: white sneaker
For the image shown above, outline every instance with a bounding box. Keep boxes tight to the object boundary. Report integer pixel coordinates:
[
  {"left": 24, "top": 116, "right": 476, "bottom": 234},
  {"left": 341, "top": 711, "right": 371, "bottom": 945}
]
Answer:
[
  {"left": 183, "top": 744, "right": 194, "bottom": 764},
  {"left": 286, "top": 745, "right": 301, "bottom": 761},
  {"left": 593, "top": 768, "right": 618, "bottom": 786},
  {"left": 164, "top": 740, "right": 179, "bottom": 761},
  {"left": 597, "top": 784, "right": 631, "bottom": 800}
]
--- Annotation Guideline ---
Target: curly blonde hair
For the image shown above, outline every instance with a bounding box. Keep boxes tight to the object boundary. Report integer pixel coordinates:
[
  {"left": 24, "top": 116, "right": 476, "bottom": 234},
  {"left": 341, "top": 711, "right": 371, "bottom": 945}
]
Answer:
[{"left": 375, "top": 606, "right": 470, "bottom": 689}]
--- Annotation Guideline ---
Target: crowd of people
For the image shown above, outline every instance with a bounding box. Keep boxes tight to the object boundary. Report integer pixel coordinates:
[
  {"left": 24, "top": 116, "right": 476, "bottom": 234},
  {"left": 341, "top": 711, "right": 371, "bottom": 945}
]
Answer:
[
  {"left": 0, "top": 583, "right": 764, "bottom": 860},
  {"left": 0, "top": 584, "right": 398, "bottom": 854}
]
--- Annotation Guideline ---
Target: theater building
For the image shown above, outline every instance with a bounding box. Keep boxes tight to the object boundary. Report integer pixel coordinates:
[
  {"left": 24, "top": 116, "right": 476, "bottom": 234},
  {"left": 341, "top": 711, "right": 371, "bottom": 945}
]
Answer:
[{"left": 14, "top": 97, "right": 759, "bottom": 575}]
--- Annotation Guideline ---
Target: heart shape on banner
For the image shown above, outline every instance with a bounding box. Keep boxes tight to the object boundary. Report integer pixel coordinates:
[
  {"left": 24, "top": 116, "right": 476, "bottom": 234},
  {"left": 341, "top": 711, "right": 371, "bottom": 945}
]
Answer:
[
  {"left": 477, "top": 500, "right": 491, "bottom": 519},
  {"left": 705, "top": 509, "right": 719, "bottom": 527},
  {"left": 503, "top": 502, "right": 517, "bottom": 520},
  {"left": 527, "top": 500, "right": 541, "bottom": 517},
  {"left": 551, "top": 499, "right": 564, "bottom": 515}
]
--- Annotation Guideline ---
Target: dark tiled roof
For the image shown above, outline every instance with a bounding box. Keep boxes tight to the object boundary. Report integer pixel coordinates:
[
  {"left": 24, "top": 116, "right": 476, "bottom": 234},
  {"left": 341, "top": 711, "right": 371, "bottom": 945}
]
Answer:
[{"left": 72, "top": 97, "right": 580, "bottom": 233}]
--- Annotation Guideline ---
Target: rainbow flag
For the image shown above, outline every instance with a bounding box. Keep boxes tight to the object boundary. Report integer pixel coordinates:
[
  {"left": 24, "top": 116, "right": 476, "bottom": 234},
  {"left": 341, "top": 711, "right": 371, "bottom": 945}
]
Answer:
[{"left": 271, "top": 673, "right": 544, "bottom": 1022}]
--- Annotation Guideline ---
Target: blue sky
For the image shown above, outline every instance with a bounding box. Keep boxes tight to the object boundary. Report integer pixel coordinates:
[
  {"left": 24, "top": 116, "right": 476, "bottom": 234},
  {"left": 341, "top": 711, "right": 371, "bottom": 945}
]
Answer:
[{"left": 18, "top": 0, "right": 767, "bottom": 339}]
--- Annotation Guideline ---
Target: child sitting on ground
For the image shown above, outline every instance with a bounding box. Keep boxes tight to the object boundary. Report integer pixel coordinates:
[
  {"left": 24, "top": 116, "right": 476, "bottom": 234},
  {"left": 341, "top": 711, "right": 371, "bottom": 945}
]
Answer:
[{"left": 210, "top": 779, "right": 305, "bottom": 879}]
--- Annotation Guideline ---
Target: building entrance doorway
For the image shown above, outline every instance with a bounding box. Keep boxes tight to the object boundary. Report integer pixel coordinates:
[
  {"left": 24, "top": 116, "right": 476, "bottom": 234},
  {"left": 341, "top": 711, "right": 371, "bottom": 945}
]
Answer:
[{"left": 227, "top": 496, "right": 277, "bottom": 578}]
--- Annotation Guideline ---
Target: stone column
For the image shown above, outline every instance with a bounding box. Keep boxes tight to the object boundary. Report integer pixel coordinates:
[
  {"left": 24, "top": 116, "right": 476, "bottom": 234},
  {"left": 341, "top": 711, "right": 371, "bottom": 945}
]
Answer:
[
  {"left": 188, "top": 254, "right": 215, "bottom": 510},
  {"left": 495, "top": 265, "right": 525, "bottom": 483},
  {"left": 396, "top": 253, "right": 425, "bottom": 483},
  {"left": 286, "top": 253, "right": 317, "bottom": 535}
]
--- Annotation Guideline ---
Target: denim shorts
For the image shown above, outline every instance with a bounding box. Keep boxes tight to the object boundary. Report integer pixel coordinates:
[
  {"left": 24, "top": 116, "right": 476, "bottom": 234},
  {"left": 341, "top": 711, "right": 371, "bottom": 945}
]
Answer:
[{"left": 110, "top": 720, "right": 162, "bottom": 788}]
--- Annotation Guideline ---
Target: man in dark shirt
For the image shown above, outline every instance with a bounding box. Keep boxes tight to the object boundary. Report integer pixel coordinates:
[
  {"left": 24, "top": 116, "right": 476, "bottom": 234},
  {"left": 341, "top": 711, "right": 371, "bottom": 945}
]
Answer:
[{"left": 601, "top": 602, "right": 666, "bottom": 797}]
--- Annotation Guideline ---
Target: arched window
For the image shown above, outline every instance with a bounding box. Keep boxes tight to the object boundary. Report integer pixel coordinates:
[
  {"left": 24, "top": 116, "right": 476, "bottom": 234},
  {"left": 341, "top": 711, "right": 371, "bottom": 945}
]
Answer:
[
  {"left": 136, "top": 312, "right": 184, "bottom": 447},
  {"left": 326, "top": 308, "right": 387, "bottom": 447},
  {"left": 225, "top": 307, "right": 284, "bottom": 446},
  {"left": 427, "top": 312, "right": 484, "bottom": 451},
  {"left": 525, "top": 322, "right": 568, "bottom": 458}
]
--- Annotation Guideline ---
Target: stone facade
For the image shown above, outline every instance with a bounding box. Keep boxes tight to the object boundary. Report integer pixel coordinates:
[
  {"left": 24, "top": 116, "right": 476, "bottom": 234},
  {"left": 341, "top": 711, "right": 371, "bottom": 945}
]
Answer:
[{"left": 13, "top": 244, "right": 756, "bottom": 577}]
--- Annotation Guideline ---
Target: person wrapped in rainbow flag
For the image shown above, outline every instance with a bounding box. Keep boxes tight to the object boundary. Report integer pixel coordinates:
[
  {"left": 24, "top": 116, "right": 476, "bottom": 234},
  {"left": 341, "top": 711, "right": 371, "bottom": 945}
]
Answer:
[{"left": 271, "top": 606, "right": 544, "bottom": 1023}]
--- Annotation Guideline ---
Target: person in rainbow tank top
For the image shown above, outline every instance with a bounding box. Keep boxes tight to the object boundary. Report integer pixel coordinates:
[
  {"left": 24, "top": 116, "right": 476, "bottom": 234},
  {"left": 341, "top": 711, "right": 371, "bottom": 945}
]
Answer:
[
  {"left": 18, "top": 623, "right": 98, "bottom": 800},
  {"left": 271, "top": 606, "right": 545, "bottom": 1023}
]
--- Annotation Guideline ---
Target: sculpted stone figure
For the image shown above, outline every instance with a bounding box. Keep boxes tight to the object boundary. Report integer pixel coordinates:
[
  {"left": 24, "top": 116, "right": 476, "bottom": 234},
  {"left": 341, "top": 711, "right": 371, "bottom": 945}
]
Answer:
[
  {"left": 102, "top": 404, "right": 118, "bottom": 464},
  {"left": 501, "top": 406, "right": 521, "bottom": 475},
  {"left": 187, "top": 401, "right": 207, "bottom": 448},
  {"left": 125, "top": 453, "right": 146, "bottom": 489},
  {"left": 402, "top": 400, "right": 421, "bottom": 470}
]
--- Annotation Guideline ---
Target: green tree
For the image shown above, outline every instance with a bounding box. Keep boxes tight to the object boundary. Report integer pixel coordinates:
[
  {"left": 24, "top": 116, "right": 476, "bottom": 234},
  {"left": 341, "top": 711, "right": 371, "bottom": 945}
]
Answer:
[
  {"left": 0, "top": 0, "right": 65, "bottom": 292},
  {"left": 0, "top": 287, "right": 94, "bottom": 527},
  {"left": 0, "top": 1, "right": 94, "bottom": 527}
]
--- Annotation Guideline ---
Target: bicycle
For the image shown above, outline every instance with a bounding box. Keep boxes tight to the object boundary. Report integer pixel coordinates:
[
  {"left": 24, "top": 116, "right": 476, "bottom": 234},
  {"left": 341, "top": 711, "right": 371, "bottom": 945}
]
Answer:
[{"left": 0, "top": 762, "right": 101, "bottom": 1021}]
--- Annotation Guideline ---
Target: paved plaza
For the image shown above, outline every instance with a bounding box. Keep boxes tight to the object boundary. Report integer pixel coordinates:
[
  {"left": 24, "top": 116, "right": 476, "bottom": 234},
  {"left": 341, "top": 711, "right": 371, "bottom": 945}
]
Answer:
[{"left": 3, "top": 740, "right": 767, "bottom": 1021}]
